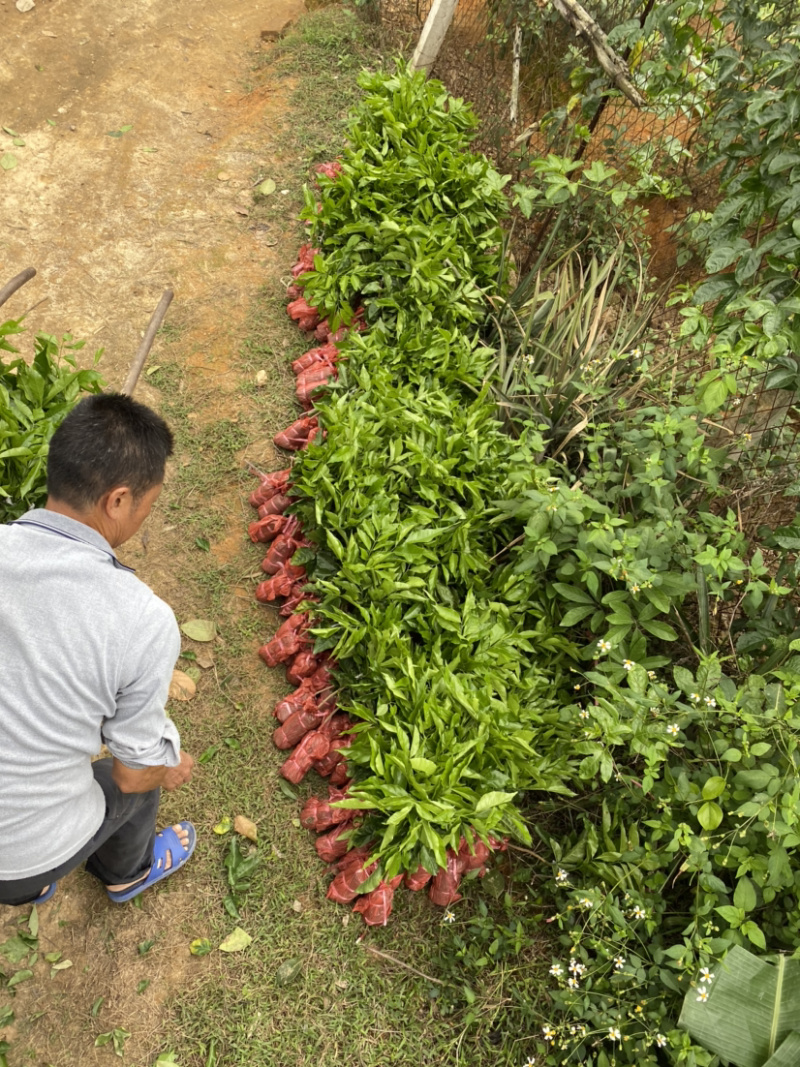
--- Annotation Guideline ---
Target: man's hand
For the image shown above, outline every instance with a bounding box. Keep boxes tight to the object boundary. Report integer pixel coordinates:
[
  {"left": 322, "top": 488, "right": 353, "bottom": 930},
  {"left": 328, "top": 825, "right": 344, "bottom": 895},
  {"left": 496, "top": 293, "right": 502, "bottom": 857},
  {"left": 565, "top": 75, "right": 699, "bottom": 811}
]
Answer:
[
  {"left": 161, "top": 750, "right": 194, "bottom": 792},
  {"left": 112, "top": 750, "right": 195, "bottom": 794}
]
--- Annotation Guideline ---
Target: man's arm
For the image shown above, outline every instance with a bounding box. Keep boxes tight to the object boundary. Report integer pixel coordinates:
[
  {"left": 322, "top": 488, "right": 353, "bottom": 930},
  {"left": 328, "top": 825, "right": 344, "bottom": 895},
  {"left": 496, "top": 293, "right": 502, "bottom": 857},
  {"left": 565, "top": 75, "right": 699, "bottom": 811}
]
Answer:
[{"left": 112, "top": 750, "right": 194, "bottom": 794}]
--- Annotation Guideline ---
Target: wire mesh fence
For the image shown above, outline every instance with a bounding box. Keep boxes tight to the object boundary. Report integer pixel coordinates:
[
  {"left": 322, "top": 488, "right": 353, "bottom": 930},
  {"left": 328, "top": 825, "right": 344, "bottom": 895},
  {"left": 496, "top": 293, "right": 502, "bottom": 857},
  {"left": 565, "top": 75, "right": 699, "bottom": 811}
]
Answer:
[{"left": 367, "top": 0, "right": 800, "bottom": 507}]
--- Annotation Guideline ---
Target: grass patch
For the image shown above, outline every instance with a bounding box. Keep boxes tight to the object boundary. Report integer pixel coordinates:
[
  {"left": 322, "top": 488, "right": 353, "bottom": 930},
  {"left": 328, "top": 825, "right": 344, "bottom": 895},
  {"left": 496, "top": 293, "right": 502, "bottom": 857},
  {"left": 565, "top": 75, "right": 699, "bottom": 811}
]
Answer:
[{"left": 256, "top": 7, "right": 385, "bottom": 170}]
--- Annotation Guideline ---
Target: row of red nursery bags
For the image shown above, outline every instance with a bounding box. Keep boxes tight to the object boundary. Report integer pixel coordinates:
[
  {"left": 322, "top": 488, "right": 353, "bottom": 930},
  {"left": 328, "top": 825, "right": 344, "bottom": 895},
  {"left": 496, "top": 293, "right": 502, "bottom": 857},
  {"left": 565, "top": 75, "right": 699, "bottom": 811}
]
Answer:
[{"left": 248, "top": 171, "right": 505, "bottom": 925}]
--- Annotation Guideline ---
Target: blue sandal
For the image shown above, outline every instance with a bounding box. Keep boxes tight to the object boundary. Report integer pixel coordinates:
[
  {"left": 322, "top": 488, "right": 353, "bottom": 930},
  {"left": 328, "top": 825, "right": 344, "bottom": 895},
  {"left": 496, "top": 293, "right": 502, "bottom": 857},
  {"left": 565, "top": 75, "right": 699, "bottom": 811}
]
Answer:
[
  {"left": 35, "top": 882, "right": 58, "bottom": 904},
  {"left": 107, "top": 822, "right": 196, "bottom": 903}
]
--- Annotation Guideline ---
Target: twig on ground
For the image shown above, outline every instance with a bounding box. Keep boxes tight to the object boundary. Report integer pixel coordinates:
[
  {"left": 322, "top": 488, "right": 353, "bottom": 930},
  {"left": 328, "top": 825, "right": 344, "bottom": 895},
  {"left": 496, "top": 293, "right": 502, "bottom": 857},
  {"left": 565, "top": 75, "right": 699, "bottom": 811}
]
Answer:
[
  {"left": 0, "top": 267, "right": 36, "bottom": 310},
  {"left": 507, "top": 843, "right": 549, "bottom": 863},
  {"left": 360, "top": 943, "right": 447, "bottom": 986}
]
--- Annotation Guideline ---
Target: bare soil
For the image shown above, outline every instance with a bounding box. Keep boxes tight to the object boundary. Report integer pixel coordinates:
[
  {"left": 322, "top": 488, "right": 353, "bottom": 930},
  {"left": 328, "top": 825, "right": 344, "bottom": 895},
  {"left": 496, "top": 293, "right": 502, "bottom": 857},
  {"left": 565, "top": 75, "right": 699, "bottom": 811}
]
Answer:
[{"left": 0, "top": 0, "right": 308, "bottom": 1062}]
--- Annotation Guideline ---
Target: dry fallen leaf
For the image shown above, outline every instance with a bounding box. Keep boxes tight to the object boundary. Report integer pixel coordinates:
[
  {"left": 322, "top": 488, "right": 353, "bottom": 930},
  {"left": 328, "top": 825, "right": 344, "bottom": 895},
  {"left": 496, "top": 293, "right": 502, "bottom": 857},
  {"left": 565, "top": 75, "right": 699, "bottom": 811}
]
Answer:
[
  {"left": 234, "top": 815, "right": 258, "bottom": 843},
  {"left": 196, "top": 648, "right": 215, "bottom": 669},
  {"left": 16, "top": 0, "right": 35, "bottom": 11},
  {"left": 181, "top": 618, "right": 216, "bottom": 642},
  {"left": 219, "top": 927, "right": 252, "bottom": 953},
  {"left": 42, "top": 29, "right": 57, "bottom": 36},
  {"left": 291, "top": 899, "right": 303, "bottom": 913},
  {"left": 217, "top": 171, "right": 232, "bottom": 181},
  {"left": 169, "top": 669, "right": 197, "bottom": 702},
  {"left": 255, "top": 370, "right": 268, "bottom": 387}
]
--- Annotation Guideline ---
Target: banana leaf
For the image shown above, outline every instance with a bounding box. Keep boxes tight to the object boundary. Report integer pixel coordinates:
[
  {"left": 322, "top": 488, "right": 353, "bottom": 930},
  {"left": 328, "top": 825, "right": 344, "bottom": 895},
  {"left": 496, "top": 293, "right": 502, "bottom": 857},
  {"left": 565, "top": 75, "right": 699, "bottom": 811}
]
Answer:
[{"left": 679, "top": 947, "right": 800, "bottom": 1067}]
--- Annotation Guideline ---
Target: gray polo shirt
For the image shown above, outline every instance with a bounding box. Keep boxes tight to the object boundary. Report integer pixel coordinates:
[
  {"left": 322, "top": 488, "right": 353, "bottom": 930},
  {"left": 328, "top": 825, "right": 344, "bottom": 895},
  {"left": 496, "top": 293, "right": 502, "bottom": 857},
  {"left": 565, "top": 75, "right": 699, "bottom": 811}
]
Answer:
[{"left": 0, "top": 509, "right": 181, "bottom": 879}]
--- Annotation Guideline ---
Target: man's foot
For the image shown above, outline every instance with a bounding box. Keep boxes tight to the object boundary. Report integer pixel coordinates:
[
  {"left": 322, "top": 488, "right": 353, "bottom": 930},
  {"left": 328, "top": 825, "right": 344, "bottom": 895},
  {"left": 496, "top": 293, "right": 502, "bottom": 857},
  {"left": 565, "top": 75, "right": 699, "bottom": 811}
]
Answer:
[
  {"left": 106, "top": 822, "right": 196, "bottom": 903},
  {"left": 34, "top": 882, "right": 58, "bottom": 904},
  {"left": 105, "top": 825, "right": 192, "bottom": 892}
]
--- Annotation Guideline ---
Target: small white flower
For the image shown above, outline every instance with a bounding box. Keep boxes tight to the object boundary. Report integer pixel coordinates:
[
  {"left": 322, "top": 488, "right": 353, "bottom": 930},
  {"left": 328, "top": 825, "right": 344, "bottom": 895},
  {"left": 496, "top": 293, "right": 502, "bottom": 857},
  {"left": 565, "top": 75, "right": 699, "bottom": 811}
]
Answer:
[
  {"left": 614, "top": 956, "right": 626, "bottom": 970},
  {"left": 567, "top": 977, "right": 579, "bottom": 989},
  {"left": 666, "top": 723, "right": 680, "bottom": 737},
  {"left": 523, "top": 1058, "right": 537, "bottom": 1067},
  {"left": 548, "top": 485, "right": 558, "bottom": 493},
  {"left": 609, "top": 1027, "right": 622, "bottom": 1041},
  {"left": 555, "top": 869, "right": 569, "bottom": 884},
  {"left": 656, "top": 1033, "right": 667, "bottom": 1047},
  {"left": 573, "top": 683, "right": 581, "bottom": 690},
  {"left": 579, "top": 709, "right": 590, "bottom": 720},
  {"left": 699, "top": 967, "right": 715, "bottom": 982},
  {"left": 569, "top": 959, "right": 586, "bottom": 975},
  {"left": 696, "top": 985, "right": 709, "bottom": 1002},
  {"left": 622, "top": 659, "right": 634, "bottom": 671},
  {"left": 689, "top": 692, "right": 701, "bottom": 702},
  {"left": 704, "top": 696, "right": 716, "bottom": 708},
  {"left": 597, "top": 639, "right": 612, "bottom": 653},
  {"left": 630, "top": 583, "right": 641, "bottom": 594},
  {"left": 549, "top": 963, "right": 564, "bottom": 977},
  {"left": 647, "top": 670, "right": 657, "bottom": 680},
  {"left": 443, "top": 910, "right": 456, "bottom": 924},
  {"left": 542, "top": 1025, "right": 556, "bottom": 1042},
  {"left": 578, "top": 896, "right": 593, "bottom": 908}
]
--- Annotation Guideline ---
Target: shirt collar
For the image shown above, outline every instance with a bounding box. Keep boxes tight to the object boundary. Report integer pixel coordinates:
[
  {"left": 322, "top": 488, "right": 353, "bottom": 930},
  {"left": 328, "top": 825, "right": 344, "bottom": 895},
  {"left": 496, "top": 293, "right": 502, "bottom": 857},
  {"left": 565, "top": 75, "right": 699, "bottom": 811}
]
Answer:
[{"left": 10, "top": 509, "right": 136, "bottom": 573}]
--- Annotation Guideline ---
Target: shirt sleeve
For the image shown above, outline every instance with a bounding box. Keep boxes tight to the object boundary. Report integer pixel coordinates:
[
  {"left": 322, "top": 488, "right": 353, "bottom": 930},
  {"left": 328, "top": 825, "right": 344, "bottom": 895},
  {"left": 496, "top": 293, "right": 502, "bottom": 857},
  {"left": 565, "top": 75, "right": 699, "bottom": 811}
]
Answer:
[{"left": 102, "top": 595, "right": 182, "bottom": 769}]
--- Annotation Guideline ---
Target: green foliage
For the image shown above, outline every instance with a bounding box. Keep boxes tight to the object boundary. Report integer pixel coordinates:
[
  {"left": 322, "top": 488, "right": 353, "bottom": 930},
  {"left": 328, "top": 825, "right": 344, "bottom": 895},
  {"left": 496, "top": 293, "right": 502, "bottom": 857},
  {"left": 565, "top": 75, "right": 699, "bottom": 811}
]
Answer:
[
  {"left": 0, "top": 319, "right": 104, "bottom": 522},
  {"left": 488, "top": 243, "right": 656, "bottom": 446},
  {"left": 277, "top": 51, "right": 800, "bottom": 1067},
  {"left": 300, "top": 65, "right": 509, "bottom": 333},
  {"left": 222, "top": 836, "right": 261, "bottom": 919}
]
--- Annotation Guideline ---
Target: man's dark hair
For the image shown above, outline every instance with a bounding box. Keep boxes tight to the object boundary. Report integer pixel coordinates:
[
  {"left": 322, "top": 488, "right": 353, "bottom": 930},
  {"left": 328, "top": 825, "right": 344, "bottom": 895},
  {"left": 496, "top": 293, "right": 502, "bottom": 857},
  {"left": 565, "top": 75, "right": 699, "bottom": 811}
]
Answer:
[{"left": 47, "top": 393, "right": 174, "bottom": 510}]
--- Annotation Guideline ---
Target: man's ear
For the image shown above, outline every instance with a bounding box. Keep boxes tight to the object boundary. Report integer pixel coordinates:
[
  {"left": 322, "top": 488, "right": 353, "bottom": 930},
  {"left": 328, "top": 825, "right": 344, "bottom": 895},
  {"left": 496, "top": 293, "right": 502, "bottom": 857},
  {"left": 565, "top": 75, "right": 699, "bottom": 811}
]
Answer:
[{"left": 102, "top": 486, "right": 133, "bottom": 517}]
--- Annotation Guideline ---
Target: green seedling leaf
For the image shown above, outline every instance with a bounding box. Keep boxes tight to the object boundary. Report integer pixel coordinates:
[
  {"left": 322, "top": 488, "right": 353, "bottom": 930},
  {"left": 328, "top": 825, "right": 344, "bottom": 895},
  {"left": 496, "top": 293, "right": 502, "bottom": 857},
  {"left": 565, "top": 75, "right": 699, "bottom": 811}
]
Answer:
[
  {"left": 189, "top": 938, "right": 212, "bottom": 957},
  {"left": 146, "top": 365, "right": 161, "bottom": 376},
  {"left": 7, "top": 970, "right": 32, "bottom": 988},
  {"left": 1, "top": 128, "right": 18, "bottom": 136},
  {"left": 138, "top": 939, "right": 155, "bottom": 956},
  {"left": 198, "top": 744, "right": 219, "bottom": 764},
  {"left": 27, "top": 906, "right": 38, "bottom": 938},
  {"left": 194, "top": 537, "right": 210, "bottom": 552},
  {"left": 275, "top": 958, "right": 302, "bottom": 986},
  {"left": 213, "top": 816, "right": 232, "bottom": 835},
  {"left": 91, "top": 996, "right": 105, "bottom": 1017},
  {"left": 0, "top": 1006, "right": 14, "bottom": 1027},
  {"left": 46, "top": 118, "right": 57, "bottom": 126},
  {"left": 257, "top": 179, "right": 276, "bottom": 196},
  {"left": 181, "top": 619, "right": 216, "bottom": 642},
  {"left": 12, "top": 139, "right": 25, "bottom": 148},
  {"left": 0, "top": 937, "right": 33, "bottom": 964},
  {"left": 142, "top": 147, "right": 159, "bottom": 153},
  {"left": 0, "top": 154, "right": 18, "bottom": 171},
  {"left": 154, "top": 1055, "right": 179, "bottom": 1065},
  {"left": 107, "top": 131, "right": 123, "bottom": 138},
  {"left": 277, "top": 779, "right": 298, "bottom": 800},
  {"left": 44, "top": 952, "right": 61, "bottom": 963},
  {"left": 136, "top": 980, "right": 151, "bottom": 994},
  {"left": 119, "top": 125, "right": 133, "bottom": 132},
  {"left": 218, "top": 927, "right": 252, "bottom": 953}
]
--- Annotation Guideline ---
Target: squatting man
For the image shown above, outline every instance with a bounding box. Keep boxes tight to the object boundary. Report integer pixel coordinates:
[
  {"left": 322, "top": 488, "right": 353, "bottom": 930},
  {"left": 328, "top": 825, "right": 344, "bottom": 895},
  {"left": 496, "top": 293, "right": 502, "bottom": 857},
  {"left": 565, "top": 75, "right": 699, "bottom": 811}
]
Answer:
[{"left": 0, "top": 394, "right": 197, "bottom": 906}]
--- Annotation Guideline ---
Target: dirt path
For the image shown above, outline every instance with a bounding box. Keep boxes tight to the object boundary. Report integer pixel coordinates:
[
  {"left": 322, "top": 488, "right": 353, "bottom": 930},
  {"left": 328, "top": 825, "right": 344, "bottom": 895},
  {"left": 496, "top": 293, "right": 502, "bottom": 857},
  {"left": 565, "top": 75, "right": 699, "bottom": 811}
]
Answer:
[
  {"left": 1, "top": 0, "right": 303, "bottom": 393},
  {"left": 0, "top": 1, "right": 306, "bottom": 1062}
]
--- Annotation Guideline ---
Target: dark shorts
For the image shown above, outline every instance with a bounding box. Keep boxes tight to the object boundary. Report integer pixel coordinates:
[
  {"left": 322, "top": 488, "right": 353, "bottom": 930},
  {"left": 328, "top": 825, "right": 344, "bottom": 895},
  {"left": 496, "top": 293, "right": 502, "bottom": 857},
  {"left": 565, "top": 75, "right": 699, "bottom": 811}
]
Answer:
[{"left": 0, "top": 758, "right": 159, "bottom": 907}]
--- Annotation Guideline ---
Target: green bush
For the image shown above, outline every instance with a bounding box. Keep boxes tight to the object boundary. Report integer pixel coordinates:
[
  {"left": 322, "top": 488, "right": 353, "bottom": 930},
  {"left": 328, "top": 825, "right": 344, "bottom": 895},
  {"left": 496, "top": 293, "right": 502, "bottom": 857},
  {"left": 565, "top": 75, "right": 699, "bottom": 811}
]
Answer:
[{"left": 0, "top": 319, "right": 104, "bottom": 522}]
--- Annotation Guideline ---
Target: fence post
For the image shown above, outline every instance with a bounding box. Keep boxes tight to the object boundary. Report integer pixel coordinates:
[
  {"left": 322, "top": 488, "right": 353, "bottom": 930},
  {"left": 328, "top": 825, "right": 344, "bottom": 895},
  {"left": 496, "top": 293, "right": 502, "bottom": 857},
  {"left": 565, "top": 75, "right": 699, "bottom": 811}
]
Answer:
[{"left": 410, "top": 0, "right": 459, "bottom": 74}]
